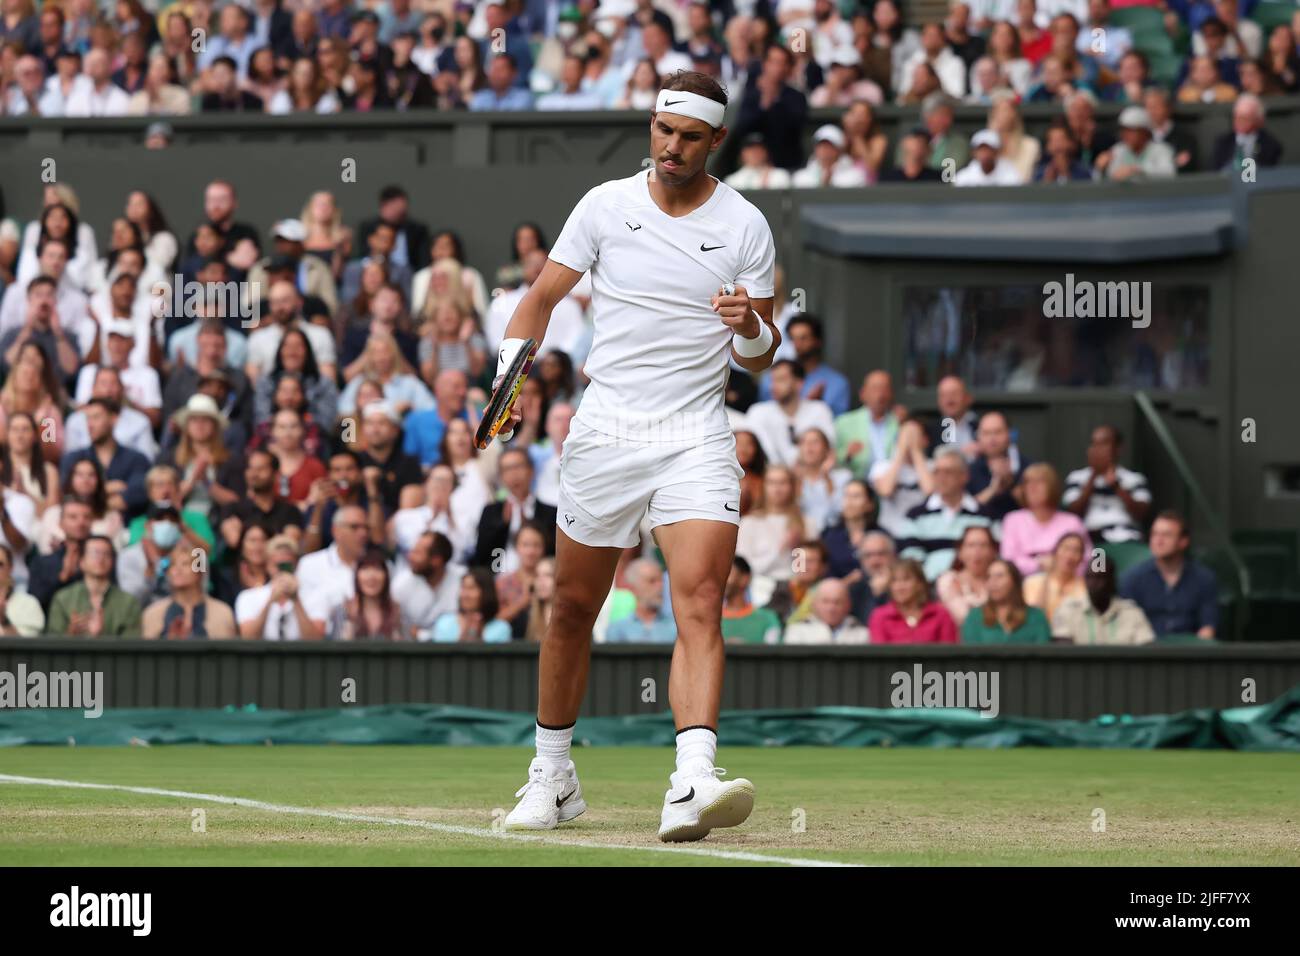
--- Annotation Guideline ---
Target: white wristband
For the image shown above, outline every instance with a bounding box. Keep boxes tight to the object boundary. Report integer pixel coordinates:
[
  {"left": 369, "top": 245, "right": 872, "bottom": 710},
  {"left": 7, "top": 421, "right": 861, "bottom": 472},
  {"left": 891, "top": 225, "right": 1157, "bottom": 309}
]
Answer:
[
  {"left": 732, "top": 310, "right": 773, "bottom": 358},
  {"left": 496, "top": 337, "right": 527, "bottom": 379}
]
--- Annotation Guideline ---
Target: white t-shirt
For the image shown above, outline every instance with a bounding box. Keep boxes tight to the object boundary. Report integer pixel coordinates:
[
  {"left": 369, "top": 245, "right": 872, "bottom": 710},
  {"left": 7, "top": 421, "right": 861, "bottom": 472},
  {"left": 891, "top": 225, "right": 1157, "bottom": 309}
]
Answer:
[
  {"left": 64, "top": 81, "right": 131, "bottom": 117},
  {"left": 391, "top": 506, "right": 475, "bottom": 566},
  {"left": 953, "top": 159, "right": 1025, "bottom": 187},
  {"left": 296, "top": 544, "right": 356, "bottom": 619},
  {"left": 246, "top": 320, "right": 338, "bottom": 378},
  {"left": 74, "top": 364, "right": 162, "bottom": 411},
  {"left": 391, "top": 564, "right": 465, "bottom": 640},
  {"left": 234, "top": 584, "right": 331, "bottom": 641},
  {"left": 743, "top": 398, "right": 836, "bottom": 466},
  {"left": 548, "top": 169, "right": 776, "bottom": 444}
]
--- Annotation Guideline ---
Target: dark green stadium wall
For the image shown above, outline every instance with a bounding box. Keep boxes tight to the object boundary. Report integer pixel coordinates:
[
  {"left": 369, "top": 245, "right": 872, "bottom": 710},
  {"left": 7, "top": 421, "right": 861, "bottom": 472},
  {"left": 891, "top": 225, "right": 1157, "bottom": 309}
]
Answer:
[{"left": 3, "top": 639, "right": 1299, "bottom": 718}]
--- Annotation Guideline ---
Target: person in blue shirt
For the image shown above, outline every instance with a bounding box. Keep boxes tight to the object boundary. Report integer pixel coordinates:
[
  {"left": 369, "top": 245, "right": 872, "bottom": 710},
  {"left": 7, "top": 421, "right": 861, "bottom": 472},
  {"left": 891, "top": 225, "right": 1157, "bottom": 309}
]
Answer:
[
  {"left": 470, "top": 53, "right": 535, "bottom": 110},
  {"left": 605, "top": 558, "right": 678, "bottom": 643},
  {"left": 430, "top": 566, "right": 512, "bottom": 642},
  {"left": 756, "top": 315, "right": 850, "bottom": 416},
  {"left": 1034, "top": 120, "right": 1095, "bottom": 183},
  {"left": 1119, "top": 510, "right": 1219, "bottom": 639},
  {"left": 403, "top": 368, "right": 471, "bottom": 467}
]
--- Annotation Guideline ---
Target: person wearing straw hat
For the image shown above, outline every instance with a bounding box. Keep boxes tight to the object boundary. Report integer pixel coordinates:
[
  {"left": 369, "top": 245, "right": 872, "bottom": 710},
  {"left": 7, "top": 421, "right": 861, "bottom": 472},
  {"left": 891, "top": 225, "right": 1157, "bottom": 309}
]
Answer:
[{"left": 159, "top": 394, "right": 239, "bottom": 517}]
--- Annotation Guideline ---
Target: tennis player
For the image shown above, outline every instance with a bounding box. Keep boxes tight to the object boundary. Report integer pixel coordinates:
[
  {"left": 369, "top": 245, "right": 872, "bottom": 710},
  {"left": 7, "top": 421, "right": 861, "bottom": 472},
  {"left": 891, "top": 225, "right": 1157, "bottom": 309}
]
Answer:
[{"left": 497, "top": 71, "right": 778, "bottom": 842}]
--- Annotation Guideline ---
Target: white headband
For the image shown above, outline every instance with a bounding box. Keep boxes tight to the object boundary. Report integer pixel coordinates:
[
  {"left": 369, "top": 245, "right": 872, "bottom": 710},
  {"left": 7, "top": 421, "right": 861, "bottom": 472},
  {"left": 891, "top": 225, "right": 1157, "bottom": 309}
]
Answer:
[{"left": 654, "top": 88, "right": 725, "bottom": 129}]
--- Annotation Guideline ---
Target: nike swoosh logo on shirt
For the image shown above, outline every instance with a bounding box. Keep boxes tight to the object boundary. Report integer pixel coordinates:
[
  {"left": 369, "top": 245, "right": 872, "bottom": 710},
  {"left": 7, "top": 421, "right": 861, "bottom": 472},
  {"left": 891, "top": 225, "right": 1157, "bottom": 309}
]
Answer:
[
  {"left": 669, "top": 787, "right": 695, "bottom": 805},
  {"left": 723, "top": 503, "right": 738, "bottom": 513},
  {"left": 700, "top": 243, "right": 726, "bottom": 252}
]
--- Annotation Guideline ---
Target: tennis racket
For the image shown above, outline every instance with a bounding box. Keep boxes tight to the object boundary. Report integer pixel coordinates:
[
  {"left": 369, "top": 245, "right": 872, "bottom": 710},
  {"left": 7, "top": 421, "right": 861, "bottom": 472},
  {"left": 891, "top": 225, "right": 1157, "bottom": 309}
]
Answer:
[{"left": 476, "top": 337, "right": 539, "bottom": 449}]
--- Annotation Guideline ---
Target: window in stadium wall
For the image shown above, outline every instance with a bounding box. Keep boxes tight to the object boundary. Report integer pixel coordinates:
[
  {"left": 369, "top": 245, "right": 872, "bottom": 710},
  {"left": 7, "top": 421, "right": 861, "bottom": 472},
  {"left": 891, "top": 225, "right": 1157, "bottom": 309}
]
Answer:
[{"left": 901, "top": 284, "right": 1211, "bottom": 391}]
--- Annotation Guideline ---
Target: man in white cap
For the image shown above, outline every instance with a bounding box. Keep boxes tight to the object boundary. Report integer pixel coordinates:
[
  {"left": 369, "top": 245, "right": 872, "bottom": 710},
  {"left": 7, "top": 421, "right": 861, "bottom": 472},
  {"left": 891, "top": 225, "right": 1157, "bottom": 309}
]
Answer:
[
  {"left": 494, "top": 69, "right": 776, "bottom": 843},
  {"left": 792, "top": 123, "right": 869, "bottom": 187},
  {"left": 954, "top": 128, "right": 1025, "bottom": 185},
  {"left": 244, "top": 219, "right": 338, "bottom": 317},
  {"left": 1102, "top": 106, "right": 1175, "bottom": 181}
]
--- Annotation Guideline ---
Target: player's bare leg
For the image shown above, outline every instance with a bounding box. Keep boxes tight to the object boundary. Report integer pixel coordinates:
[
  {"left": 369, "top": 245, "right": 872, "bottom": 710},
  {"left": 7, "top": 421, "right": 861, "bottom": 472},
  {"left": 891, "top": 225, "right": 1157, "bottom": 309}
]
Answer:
[
  {"left": 538, "top": 530, "right": 622, "bottom": 724},
  {"left": 504, "top": 527, "right": 621, "bottom": 830},
  {"left": 653, "top": 518, "right": 755, "bottom": 842}
]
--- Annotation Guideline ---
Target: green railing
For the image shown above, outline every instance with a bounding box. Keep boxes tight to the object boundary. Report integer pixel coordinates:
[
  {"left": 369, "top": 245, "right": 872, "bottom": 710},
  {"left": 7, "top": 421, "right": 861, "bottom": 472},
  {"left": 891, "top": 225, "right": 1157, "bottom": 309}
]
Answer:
[{"left": 1134, "top": 391, "right": 1252, "bottom": 635}]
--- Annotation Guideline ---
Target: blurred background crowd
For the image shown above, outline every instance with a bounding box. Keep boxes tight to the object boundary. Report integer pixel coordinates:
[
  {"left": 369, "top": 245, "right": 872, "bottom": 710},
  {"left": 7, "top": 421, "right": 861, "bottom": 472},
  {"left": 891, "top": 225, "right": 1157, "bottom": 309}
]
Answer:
[
  {"left": 0, "top": 0, "right": 1289, "bottom": 182},
  {"left": 0, "top": 172, "right": 1222, "bottom": 643}
]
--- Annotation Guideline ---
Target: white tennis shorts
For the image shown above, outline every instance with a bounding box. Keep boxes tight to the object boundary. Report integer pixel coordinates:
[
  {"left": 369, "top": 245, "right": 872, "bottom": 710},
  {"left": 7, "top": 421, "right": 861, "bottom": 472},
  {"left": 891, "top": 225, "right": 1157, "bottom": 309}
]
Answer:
[{"left": 556, "top": 416, "right": 743, "bottom": 549}]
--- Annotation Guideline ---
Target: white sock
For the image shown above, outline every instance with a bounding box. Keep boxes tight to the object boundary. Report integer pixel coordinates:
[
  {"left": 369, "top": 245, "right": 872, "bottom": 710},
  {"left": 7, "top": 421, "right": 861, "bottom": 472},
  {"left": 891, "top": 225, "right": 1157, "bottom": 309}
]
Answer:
[
  {"left": 675, "top": 726, "right": 717, "bottom": 777},
  {"left": 535, "top": 722, "right": 573, "bottom": 773}
]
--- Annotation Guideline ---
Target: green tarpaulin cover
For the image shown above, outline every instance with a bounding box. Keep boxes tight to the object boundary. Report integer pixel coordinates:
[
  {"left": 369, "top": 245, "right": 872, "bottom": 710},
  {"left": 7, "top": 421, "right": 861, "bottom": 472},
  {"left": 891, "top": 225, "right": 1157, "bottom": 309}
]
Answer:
[{"left": 2, "top": 686, "right": 1299, "bottom": 750}]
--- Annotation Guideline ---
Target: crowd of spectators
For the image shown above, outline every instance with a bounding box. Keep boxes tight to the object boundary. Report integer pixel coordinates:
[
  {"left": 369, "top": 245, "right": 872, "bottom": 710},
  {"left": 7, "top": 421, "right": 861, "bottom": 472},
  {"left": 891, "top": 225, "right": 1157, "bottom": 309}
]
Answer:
[
  {"left": 0, "top": 173, "right": 1223, "bottom": 643},
  {"left": 0, "top": 0, "right": 1289, "bottom": 183}
]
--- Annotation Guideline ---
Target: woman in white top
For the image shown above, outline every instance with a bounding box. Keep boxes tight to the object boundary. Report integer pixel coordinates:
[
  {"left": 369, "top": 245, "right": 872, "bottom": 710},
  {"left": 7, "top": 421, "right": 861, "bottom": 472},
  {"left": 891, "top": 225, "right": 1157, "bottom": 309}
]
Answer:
[
  {"left": 617, "top": 59, "right": 660, "bottom": 111},
  {"left": 411, "top": 230, "right": 488, "bottom": 321},
  {"left": 989, "top": 92, "right": 1039, "bottom": 183},
  {"left": 791, "top": 427, "right": 852, "bottom": 537},
  {"left": 16, "top": 189, "right": 98, "bottom": 291},
  {"left": 413, "top": 256, "right": 478, "bottom": 334},
  {"left": 268, "top": 57, "right": 341, "bottom": 114},
  {"left": 439, "top": 417, "right": 495, "bottom": 536},
  {"left": 124, "top": 190, "right": 178, "bottom": 276},
  {"left": 3, "top": 411, "right": 60, "bottom": 520},
  {"left": 736, "top": 465, "right": 809, "bottom": 585},
  {"left": 983, "top": 20, "right": 1033, "bottom": 96}
]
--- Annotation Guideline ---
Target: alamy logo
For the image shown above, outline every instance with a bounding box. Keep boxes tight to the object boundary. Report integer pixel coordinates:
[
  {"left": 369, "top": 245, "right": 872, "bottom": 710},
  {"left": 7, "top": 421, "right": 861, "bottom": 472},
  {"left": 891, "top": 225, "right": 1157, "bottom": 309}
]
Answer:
[
  {"left": 150, "top": 275, "right": 261, "bottom": 328},
  {"left": 50, "top": 886, "right": 151, "bottom": 936},
  {"left": 0, "top": 665, "right": 103, "bottom": 718},
  {"left": 1042, "top": 273, "right": 1151, "bottom": 328},
  {"left": 890, "top": 665, "right": 1000, "bottom": 718}
]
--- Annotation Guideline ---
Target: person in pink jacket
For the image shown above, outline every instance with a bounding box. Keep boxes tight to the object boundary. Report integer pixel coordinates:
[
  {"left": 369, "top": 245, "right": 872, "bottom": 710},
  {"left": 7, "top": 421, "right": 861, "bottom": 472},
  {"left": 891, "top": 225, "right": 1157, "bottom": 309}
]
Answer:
[
  {"left": 1000, "top": 463, "right": 1091, "bottom": 577},
  {"left": 868, "top": 558, "right": 959, "bottom": 644}
]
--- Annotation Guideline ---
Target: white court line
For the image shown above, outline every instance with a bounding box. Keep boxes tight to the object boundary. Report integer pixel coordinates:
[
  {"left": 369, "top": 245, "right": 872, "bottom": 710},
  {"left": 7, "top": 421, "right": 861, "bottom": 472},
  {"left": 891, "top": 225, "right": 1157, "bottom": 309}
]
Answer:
[{"left": 0, "top": 773, "right": 864, "bottom": 868}]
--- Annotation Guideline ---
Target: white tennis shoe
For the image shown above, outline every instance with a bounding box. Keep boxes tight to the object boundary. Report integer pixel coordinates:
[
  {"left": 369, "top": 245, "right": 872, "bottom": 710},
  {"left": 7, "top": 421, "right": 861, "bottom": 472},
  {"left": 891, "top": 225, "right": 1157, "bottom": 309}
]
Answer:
[
  {"left": 504, "top": 757, "right": 587, "bottom": 830},
  {"left": 657, "top": 767, "right": 755, "bottom": 843}
]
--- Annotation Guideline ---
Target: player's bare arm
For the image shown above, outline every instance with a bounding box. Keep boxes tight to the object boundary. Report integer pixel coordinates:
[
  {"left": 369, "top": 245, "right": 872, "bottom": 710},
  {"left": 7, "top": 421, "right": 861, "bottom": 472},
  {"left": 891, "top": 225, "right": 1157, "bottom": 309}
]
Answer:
[
  {"left": 715, "top": 287, "right": 778, "bottom": 372},
  {"left": 493, "top": 258, "right": 585, "bottom": 433}
]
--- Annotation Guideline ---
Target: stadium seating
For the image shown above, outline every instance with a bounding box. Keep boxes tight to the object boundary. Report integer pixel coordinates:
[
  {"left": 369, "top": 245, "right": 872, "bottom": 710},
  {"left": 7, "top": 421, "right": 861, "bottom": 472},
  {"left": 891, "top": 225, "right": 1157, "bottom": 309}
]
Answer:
[
  {"left": 1251, "top": 1, "right": 1298, "bottom": 32},
  {"left": 1098, "top": 540, "right": 1152, "bottom": 576}
]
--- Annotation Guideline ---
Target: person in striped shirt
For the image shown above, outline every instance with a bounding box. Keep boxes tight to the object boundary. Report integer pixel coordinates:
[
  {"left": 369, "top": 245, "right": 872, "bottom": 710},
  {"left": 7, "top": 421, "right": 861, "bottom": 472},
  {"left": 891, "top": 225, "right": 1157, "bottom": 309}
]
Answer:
[
  {"left": 898, "top": 446, "right": 993, "bottom": 580},
  {"left": 1062, "top": 425, "right": 1151, "bottom": 543}
]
